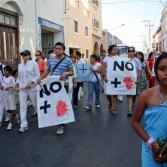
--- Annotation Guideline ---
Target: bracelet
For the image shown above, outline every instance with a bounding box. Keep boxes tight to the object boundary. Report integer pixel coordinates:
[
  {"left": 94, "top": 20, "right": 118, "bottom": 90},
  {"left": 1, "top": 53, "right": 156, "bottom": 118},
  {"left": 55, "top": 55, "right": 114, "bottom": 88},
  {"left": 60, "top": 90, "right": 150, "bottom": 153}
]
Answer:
[{"left": 146, "top": 137, "right": 155, "bottom": 148}]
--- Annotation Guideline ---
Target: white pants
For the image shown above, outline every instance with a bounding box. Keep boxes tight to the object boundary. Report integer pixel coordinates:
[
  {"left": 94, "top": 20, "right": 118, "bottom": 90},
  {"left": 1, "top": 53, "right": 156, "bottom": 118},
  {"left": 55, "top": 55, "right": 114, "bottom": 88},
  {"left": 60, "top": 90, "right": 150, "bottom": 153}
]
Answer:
[
  {"left": 0, "top": 92, "right": 10, "bottom": 122},
  {"left": 0, "top": 92, "right": 5, "bottom": 122},
  {"left": 19, "top": 88, "right": 37, "bottom": 128}
]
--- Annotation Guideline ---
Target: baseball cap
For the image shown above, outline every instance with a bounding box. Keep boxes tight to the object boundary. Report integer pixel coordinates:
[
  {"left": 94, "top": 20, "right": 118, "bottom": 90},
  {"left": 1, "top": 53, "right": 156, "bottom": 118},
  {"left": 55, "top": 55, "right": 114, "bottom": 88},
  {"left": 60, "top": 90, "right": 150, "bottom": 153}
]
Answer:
[{"left": 20, "top": 50, "right": 31, "bottom": 56}]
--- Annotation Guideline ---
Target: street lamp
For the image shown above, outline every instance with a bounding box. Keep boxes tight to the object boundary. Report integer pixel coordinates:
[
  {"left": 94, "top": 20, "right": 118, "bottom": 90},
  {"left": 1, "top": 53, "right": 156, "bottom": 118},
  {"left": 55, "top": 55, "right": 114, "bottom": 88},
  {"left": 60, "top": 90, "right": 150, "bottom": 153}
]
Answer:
[
  {"left": 142, "top": 20, "right": 154, "bottom": 52},
  {"left": 109, "top": 24, "right": 125, "bottom": 32}
]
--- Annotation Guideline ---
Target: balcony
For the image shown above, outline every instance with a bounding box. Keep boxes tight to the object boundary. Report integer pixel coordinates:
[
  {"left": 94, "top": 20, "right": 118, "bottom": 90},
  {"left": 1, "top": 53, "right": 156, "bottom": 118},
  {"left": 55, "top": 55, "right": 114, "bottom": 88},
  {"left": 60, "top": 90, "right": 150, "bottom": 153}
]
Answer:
[
  {"left": 92, "top": 18, "right": 99, "bottom": 29},
  {"left": 92, "top": 0, "right": 98, "bottom": 7}
]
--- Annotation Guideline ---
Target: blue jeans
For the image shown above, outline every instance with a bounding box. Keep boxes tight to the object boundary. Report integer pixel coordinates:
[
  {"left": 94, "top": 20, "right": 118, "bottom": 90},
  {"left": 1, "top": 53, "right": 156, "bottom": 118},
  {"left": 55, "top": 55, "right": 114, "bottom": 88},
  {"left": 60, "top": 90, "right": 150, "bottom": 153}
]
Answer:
[{"left": 87, "top": 81, "right": 100, "bottom": 108}]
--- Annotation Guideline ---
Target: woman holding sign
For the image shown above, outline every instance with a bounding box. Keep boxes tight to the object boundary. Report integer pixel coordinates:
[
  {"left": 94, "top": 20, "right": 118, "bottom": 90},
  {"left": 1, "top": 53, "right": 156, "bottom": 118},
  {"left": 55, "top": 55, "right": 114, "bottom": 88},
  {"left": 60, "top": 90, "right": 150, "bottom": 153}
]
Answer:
[
  {"left": 103, "top": 45, "right": 118, "bottom": 115},
  {"left": 127, "top": 47, "right": 141, "bottom": 117},
  {"left": 132, "top": 53, "right": 167, "bottom": 167}
]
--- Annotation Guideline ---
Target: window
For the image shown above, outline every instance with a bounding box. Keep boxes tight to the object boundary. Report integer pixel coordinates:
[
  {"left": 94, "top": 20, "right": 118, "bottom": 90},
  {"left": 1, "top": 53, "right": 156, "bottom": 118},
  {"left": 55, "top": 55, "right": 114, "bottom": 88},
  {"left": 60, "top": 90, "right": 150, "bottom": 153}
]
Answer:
[
  {"left": 0, "top": 14, "right": 4, "bottom": 23},
  {"left": 0, "top": 12, "right": 17, "bottom": 27},
  {"left": 74, "top": 20, "right": 79, "bottom": 33},
  {"left": 5, "top": 16, "right": 10, "bottom": 25},
  {"left": 85, "top": 26, "right": 89, "bottom": 36}
]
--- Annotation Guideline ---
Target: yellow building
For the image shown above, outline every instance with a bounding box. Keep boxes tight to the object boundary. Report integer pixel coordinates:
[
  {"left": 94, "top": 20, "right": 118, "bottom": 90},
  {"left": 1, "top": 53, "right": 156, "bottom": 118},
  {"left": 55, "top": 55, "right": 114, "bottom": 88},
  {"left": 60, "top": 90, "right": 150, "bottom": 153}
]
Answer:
[{"left": 64, "top": 0, "right": 103, "bottom": 58}]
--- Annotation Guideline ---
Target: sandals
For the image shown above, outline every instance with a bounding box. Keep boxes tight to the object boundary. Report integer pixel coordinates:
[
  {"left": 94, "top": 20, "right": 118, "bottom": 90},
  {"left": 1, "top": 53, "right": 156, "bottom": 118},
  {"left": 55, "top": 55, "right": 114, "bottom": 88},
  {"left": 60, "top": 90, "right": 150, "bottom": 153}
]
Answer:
[{"left": 111, "top": 109, "right": 117, "bottom": 115}]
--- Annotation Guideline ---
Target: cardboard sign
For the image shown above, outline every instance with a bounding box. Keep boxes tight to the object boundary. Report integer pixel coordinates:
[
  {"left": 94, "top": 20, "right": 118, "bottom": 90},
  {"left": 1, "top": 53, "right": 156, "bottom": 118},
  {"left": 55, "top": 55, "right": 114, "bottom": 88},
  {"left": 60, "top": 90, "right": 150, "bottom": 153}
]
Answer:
[
  {"left": 37, "top": 76, "right": 75, "bottom": 128},
  {"left": 105, "top": 56, "right": 137, "bottom": 95},
  {"left": 76, "top": 64, "right": 91, "bottom": 82}
]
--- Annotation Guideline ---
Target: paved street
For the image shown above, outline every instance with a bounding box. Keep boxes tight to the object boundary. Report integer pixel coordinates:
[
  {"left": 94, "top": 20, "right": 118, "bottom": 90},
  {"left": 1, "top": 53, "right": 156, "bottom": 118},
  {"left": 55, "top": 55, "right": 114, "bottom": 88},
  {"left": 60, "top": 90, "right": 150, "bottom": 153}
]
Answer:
[{"left": 0, "top": 88, "right": 141, "bottom": 167}]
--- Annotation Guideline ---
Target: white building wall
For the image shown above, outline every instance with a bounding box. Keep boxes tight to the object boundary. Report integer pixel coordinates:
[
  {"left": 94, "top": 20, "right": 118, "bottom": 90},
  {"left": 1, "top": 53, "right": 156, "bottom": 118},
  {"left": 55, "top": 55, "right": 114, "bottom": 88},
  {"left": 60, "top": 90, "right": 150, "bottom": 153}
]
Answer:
[{"left": 0, "top": 0, "right": 65, "bottom": 57}]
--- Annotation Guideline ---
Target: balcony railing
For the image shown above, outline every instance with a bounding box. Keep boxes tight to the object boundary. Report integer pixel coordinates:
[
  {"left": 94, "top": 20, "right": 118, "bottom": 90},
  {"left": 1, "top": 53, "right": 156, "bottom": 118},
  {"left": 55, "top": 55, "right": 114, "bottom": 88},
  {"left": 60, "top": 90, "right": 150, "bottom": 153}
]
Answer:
[{"left": 92, "top": 18, "right": 99, "bottom": 29}]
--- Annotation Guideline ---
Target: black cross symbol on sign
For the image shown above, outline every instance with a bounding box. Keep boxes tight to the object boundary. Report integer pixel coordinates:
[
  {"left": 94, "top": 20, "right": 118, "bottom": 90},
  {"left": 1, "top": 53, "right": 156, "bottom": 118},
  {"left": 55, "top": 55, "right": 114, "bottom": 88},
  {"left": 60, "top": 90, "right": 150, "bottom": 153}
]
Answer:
[
  {"left": 111, "top": 78, "right": 121, "bottom": 88},
  {"left": 79, "top": 64, "right": 88, "bottom": 74},
  {"left": 40, "top": 100, "right": 51, "bottom": 114}
]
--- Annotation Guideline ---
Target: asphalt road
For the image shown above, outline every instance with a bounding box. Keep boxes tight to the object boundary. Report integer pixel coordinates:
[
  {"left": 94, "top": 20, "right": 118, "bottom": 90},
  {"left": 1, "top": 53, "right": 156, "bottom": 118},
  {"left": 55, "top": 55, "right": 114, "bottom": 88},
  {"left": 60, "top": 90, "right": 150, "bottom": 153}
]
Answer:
[{"left": 0, "top": 89, "right": 141, "bottom": 167}]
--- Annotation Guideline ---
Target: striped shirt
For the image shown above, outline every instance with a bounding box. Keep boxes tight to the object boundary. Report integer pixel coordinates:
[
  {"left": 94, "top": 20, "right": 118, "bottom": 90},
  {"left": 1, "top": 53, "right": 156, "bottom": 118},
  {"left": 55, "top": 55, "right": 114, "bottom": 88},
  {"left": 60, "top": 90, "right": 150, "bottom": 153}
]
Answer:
[{"left": 48, "top": 56, "right": 73, "bottom": 76}]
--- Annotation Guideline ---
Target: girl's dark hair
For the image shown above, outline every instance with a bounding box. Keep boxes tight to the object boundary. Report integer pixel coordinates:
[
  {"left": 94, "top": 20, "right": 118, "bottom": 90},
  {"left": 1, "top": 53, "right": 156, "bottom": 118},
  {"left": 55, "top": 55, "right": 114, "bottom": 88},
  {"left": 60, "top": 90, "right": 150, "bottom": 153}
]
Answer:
[
  {"left": 154, "top": 52, "right": 167, "bottom": 82},
  {"left": 108, "top": 45, "right": 117, "bottom": 54},
  {"left": 148, "top": 52, "right": 154, "bottom": 59},
  {"left": 90, "top": 54, "right": 98, "bottom": 61},
  {"left": 137, "top": 51, "right": 144, "bottom": 63},
  {"left": 4, "top": 65, "right": 13, "bottom": 74}
]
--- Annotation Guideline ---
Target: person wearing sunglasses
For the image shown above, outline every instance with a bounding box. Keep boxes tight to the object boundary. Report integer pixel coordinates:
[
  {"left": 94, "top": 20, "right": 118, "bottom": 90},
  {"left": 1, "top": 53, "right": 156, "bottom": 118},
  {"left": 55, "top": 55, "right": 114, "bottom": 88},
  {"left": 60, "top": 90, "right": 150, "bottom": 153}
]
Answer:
[
  {"left": 35, "top": 50, "right": 47, "bottom": 77},
  {"left": 127, "top": 47, "right": 141, "bottom": 117},
  {"left": 103, "top": 45, "right": 119, "bottom": 115}
]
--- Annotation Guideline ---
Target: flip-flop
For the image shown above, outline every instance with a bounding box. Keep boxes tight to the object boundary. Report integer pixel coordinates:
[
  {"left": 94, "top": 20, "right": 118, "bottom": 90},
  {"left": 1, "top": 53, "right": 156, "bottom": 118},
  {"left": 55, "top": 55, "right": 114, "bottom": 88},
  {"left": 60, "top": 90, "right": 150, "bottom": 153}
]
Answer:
[{"left": 111, "top": 109, "right": 117, "bottom": 115}]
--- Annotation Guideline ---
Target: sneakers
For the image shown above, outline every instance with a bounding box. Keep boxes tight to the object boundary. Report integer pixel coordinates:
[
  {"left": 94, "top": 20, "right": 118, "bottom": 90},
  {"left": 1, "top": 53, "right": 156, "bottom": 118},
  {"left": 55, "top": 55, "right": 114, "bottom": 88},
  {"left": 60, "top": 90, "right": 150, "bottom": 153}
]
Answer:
[
  {"left": 6, "top": 123, "right": 12, "bottom": 130},
  {"left": 4, "top": 117, "right": 9, "bottom": 122},
  {"left": 127, "top": 110, "right": 133, "bottom": 117},
  {"left": 96, "top": 105, "right": 101, "bottom": 109},
  {"left": 18, "top": 127, "right": 28, "bottom": 133},
  {"left": 84, "top": 106, "right": 92, "bottom": 111},
  {"left": 117, "top": 95, "right": 123, "bottom": 102},
  {"left": 56, "top": 125, "right": 64, "bottom": 135}
]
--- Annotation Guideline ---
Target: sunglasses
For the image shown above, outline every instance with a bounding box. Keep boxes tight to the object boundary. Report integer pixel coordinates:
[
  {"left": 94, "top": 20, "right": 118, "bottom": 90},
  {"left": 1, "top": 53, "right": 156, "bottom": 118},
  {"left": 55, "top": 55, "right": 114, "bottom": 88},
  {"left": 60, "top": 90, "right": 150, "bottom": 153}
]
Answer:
[
  {"left": 128, "top": 50, "right": 135, "bottom": 53},
  {"left": 35, "top": 54, "right": 41, "bottom": 56}
]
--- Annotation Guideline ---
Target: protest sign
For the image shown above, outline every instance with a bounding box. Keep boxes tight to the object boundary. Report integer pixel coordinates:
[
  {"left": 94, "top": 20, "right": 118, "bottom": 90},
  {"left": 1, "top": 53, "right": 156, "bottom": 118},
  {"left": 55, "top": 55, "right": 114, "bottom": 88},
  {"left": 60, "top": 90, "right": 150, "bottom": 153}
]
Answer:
[
  {"left": 105, "top": 56, "right": 137, "bottom": 95},
  {"left": 37, "top": 76, "right": 75, "bottom": 128},
  {"left": 76, "top": 64, "right": 91, "bottom": 82}
]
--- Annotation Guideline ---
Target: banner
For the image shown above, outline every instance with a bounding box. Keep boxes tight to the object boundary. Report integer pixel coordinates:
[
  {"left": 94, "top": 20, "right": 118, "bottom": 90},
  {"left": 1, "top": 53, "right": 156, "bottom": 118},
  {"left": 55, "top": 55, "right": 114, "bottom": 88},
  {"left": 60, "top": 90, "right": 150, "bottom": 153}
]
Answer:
[
  {"left": 105, "top": 56, "right": 137, "bottom": 95},
  {"left": 37, "top": 76, "right": 75, "bottom": 128},
  {"left": 76, "top": 63, "right": 91, "bottom": 82}
]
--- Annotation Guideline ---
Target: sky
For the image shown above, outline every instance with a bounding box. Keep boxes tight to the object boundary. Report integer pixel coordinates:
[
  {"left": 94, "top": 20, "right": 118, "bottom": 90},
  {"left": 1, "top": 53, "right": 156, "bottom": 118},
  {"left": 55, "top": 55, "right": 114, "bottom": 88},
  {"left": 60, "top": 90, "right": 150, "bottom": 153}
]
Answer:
[{"left": 102, "top": 0, "right": 165, "bottom": 51}]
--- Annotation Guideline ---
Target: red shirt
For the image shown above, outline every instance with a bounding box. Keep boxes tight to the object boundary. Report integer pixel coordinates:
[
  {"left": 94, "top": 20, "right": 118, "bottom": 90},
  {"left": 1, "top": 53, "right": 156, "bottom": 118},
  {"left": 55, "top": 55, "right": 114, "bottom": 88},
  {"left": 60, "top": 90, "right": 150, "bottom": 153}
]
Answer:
[{"left": 38, "top": 60, "right": 47, "bottom": 77}]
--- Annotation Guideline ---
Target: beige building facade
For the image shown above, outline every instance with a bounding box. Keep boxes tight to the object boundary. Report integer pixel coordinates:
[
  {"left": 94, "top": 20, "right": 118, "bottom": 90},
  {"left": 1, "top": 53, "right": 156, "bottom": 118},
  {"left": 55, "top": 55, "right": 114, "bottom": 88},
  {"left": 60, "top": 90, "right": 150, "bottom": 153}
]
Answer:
[{"left": 64, "top": 0, "right": 103, "bottom": 58}]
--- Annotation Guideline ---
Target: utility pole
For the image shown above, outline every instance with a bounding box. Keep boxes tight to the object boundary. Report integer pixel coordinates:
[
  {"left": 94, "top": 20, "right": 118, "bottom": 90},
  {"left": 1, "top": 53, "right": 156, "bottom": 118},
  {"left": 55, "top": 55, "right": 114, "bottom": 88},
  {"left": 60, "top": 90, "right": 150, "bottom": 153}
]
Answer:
[{"left": 142, "top": 20, "right": 154, "bottom": 52}]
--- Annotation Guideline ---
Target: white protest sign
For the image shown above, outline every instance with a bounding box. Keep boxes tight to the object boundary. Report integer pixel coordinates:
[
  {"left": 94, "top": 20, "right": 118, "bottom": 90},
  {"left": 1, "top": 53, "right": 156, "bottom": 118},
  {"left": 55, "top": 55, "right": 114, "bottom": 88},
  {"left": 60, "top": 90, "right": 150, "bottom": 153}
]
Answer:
[
  {"left": 37, "top": 76, "right": 75, "bottom": 128},
  {"left": 105, "top": 56, "right": 137, "bottom": 95}
]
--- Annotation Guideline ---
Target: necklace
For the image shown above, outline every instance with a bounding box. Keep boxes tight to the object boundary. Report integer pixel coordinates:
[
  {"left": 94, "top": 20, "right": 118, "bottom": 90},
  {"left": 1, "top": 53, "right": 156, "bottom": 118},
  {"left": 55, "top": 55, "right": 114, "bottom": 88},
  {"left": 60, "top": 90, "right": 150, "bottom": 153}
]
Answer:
[{"left": 158, "top": 85, "right": 167, "bottom": 104}]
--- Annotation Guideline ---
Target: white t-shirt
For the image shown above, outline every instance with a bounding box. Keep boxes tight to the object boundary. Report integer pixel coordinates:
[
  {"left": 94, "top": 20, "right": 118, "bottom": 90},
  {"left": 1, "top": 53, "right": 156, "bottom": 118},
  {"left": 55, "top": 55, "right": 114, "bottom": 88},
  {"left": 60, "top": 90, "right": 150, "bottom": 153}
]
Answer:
[
  {"left": 90, "top": 62, "right": 101, "bottom": 82},
  {"left": 17, "top": 60, "right": 40, "bottom": 89},
  {"left": 1, "top": 76, "right": 16, "bottom": 95},
  {"left": 77, "top": 58, "right": 86, "bottom": 64}
]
